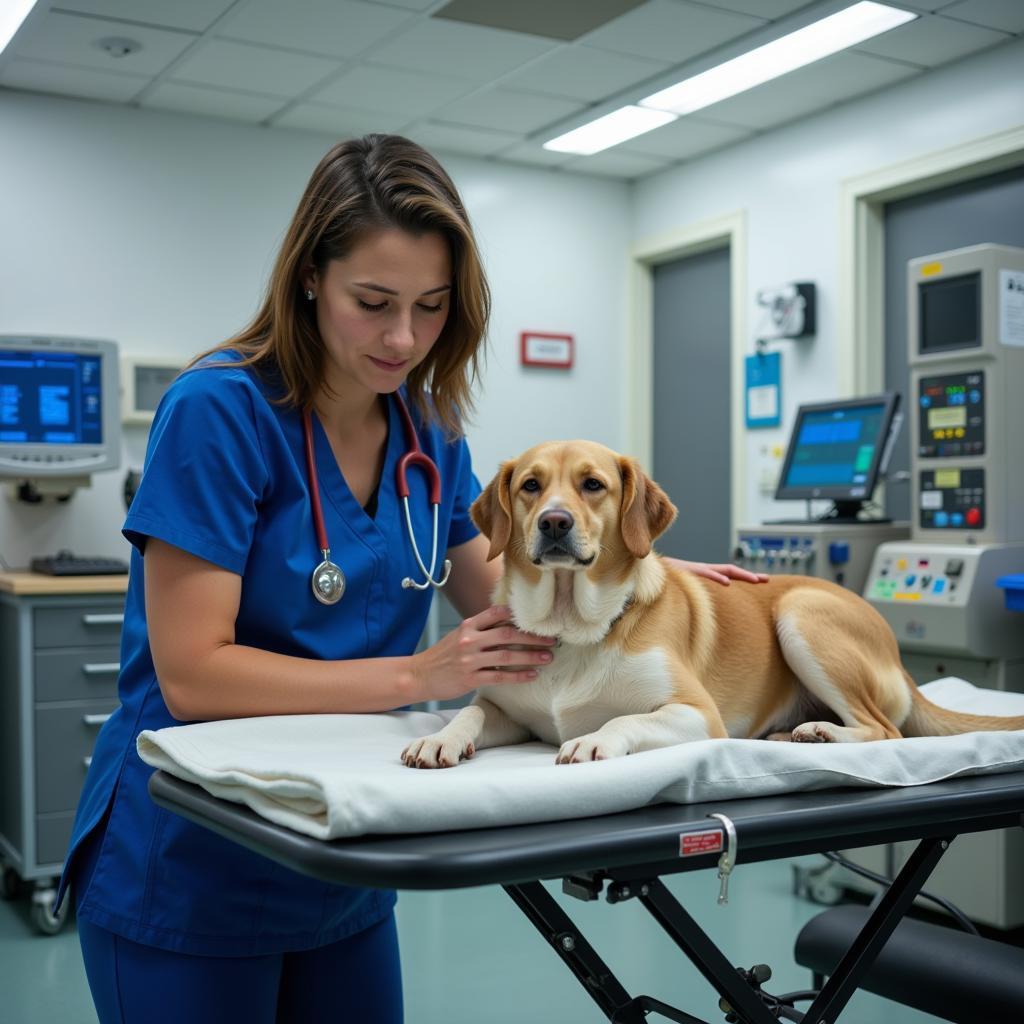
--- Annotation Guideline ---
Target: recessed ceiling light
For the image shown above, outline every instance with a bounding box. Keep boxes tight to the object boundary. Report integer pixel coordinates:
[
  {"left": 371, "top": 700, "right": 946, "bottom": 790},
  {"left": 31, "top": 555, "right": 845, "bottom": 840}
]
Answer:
[
  {"left": 0, "top": 0, "right": 40, "bottom": 57},
  {"left": 639, "top": 1, "right": 918, "bottom": 117},
  {"left": 543, "top": 105, "right": 676, "bottom": 156}
]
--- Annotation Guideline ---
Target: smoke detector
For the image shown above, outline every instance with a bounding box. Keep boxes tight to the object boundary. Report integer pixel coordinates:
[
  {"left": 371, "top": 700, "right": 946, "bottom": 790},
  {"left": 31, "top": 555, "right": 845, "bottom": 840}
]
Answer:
[{"left": 94, "top": 36, "right": 142, "bottom": 59}]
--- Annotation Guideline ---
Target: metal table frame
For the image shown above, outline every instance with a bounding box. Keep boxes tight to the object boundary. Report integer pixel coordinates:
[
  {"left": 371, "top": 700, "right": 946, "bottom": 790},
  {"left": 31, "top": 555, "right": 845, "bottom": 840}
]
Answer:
[{"left": 149, "top": 770, "right": 1024, "bottom": 1024}]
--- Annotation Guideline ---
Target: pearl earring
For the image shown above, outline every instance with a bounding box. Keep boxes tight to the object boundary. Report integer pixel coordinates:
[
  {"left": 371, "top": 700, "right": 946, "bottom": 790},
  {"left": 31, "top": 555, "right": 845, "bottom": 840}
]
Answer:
[{"left": 306, "top": 289, "right": 314, "bottom": 301}]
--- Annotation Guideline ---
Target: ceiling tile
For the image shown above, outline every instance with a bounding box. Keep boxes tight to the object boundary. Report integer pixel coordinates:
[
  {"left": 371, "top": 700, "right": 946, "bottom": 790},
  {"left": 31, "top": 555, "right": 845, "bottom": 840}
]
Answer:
[
  {"left": 272, "top": 102, "right": 408, "bottom": 135},
  {"left": 311, "top": 64, "right": 472, "bottom": 118},
  {"left": 896, "top": 1, "right": 965, "bottom": 11},
  {"left": 50, "top": 1, "right": 235, "bottom": 33},
  {"left": 0, "top": 57, "right": 148, "bottom": 102},
  {"left": 432, "top": 0, "right": 646, "bottom": 42},
  {"left": 619, "top": 113, "right": 751, "bottom": 159},
  {"left": 932, "top": 0, "right": 1024, "bottom": 34},
  {"left": 217, "top": 0, "right": 415, "bottom": 60},
  {"left": 854, "top": 12, "right": 1009, "bottom": 65},
  {"left": 368, "top": 19, "right": 556, "bottom": 81},
  {"left": 562, "top": 148, "right": 668, "bottom": 179},
  {"left": 580, "top": 0, "right": 764, "bottom": 64},
  {"left": 12, "top": 10, "right": 195, "bottom": 76},
  {"left": 170, "top": 39, "right": 340, "bottom": 97},
  {"left": 361, "top": 0, "right": 436, "bottom": 9},
  {"left": 495, "top": 140, "right": 577, "bottom": 167},
  {"left": 405, "top": 120, "right": 523, "bottom": 156},
  {"left": 689, "top": 0, "right": 817, "bottom": 16},
  {"left": 698, "top": 50, "right": 921, "bottom": 130},
  {"left": 501, "top": 43, "right": 669, "bottom": 102},
  {"left": 438, "top": 88, "right": 584, "bottom": 134},
  {"left": 141, "top": 81, "right": 285, "bottom": 122}
]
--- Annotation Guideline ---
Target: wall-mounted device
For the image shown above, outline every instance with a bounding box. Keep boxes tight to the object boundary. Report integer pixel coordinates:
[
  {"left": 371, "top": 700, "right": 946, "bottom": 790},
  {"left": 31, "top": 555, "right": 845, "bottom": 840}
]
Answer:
[
  {"left": 755, "top": 281, "right": 816, "bottom": 340},
  {"left": 0, "top": 335, "right": 121, "bottom": 500},
  {"left": 121, "top": 355, "right": 181, "bottom": 425}
]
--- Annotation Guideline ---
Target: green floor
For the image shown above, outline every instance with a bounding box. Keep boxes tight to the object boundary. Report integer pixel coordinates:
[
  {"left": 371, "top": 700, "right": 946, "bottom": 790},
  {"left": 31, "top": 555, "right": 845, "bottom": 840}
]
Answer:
[{"left": 0, "top": 855, "right": 942, "bottom": 1023}]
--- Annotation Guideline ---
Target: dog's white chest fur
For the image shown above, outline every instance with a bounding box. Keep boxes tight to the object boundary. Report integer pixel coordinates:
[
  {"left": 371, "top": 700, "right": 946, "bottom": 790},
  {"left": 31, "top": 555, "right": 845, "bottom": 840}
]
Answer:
[{"left": 478, "top": 643, "right": 676, "bottom": 746}]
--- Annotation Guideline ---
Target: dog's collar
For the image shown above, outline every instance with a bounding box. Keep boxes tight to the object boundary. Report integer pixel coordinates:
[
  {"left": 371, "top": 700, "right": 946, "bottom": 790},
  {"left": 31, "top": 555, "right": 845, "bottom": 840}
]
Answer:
[{"left": 606, "top": 594, "right": 635, "bottom": 633}]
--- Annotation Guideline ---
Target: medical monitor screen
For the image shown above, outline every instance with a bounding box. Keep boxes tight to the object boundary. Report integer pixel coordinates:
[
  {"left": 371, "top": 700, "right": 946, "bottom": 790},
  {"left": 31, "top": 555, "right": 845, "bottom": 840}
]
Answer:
[
  {"left": 775, "top": 393, "right": 899, "bottom": 503},
  {"left": 0, "top": 348, "right": 104, "bottom": 445},
  {"left": 919, "top": 272, "right": 981, "bottom": 354}
]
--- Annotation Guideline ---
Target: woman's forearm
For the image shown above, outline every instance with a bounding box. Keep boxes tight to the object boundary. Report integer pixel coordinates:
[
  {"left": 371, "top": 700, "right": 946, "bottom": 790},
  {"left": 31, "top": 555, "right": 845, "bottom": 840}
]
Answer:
[{"left": 159, "top": 643, "right": 424, "bottom": 721}]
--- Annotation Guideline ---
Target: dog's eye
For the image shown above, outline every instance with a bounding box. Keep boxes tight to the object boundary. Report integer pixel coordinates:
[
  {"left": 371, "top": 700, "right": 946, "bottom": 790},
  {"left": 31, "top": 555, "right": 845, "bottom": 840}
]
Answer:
[
  {"left": 582, "top": 478, "right": 605, "bottom": 492},
  {"left": 522, "top": 478, "right": 541, "bottom": 493}
]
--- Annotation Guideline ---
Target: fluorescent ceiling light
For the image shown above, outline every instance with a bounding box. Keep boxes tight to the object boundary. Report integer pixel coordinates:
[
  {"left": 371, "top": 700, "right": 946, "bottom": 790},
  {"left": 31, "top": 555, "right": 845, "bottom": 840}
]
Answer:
[
  {"left": 544, "top": 105, "right": 676, "bottom": 155},
  {"left": 640, "top": 2, "right": 918, "bottom": 116},
  {"left": 0, "top": 0, "right": 39, "bottom": 56}
]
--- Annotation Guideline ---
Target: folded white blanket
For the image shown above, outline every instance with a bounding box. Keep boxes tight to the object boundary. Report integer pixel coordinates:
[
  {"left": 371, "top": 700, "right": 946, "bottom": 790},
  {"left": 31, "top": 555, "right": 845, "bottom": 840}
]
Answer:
[{"left": 136, "top": 679, "right": 1024, "bottom": 841}]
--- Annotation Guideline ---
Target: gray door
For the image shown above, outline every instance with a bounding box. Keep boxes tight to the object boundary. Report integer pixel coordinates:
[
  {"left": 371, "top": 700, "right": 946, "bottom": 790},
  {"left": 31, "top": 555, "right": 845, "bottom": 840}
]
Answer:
[
  {"left": 652, "top": 246, "right": 731, "bottom": 562},
  {"left": 883, "top": 166, "right": 1024, "bottom": 521}
]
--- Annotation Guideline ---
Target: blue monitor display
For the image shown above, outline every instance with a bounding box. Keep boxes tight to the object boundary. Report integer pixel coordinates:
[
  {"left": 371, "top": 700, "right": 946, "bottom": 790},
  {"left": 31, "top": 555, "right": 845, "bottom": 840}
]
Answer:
[
  {"left": 0, "top": 349, "right": 104, "bottom": 445},
  {"left": 775, "top": 392, "right": 900, "bottom": 509}
]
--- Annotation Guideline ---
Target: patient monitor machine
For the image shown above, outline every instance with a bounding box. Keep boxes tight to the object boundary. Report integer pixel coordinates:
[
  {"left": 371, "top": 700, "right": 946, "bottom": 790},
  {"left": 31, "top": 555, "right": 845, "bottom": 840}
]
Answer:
[
  {"left": 864, "top": 244, "right": 1024, "bottom": 692},
  {"left": 734, "top": 392, "right": 909, "bottom": 594},
  {"left": 0, "top": 335, "right": 121, "bottom": 500},
  {"left": 852, "top": 244, "right": 1024, "bottom": 930}
]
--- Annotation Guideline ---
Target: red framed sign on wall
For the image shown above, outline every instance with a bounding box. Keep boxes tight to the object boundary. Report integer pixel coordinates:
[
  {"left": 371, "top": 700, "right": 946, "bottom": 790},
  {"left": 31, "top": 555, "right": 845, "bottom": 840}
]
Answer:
[{"left": 520, "top": 332, "right": 574, "bottom": 369}]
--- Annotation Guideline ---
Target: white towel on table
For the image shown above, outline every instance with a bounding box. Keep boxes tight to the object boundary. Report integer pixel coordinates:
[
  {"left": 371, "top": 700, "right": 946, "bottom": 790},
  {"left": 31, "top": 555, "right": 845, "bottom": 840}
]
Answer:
[{"left": 136, "top": 678, "right": 1024, "bottom": 841}]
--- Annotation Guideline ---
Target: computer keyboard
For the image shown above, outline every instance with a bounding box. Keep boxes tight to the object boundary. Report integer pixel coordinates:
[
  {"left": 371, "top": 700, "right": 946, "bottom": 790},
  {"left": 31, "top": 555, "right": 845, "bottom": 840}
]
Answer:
[{"left": 31, "top": 551, "right": 130, "bottom": 576}]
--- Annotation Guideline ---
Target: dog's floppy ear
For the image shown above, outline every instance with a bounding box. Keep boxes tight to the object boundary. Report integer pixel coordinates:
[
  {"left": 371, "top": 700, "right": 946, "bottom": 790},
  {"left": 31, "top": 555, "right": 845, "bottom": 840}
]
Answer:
[
  {"left": 470, "top": 460, "right": 516, "bottom": 561},
  {"left": 618, "top": 456, "right": 678, "bottom": 558}
]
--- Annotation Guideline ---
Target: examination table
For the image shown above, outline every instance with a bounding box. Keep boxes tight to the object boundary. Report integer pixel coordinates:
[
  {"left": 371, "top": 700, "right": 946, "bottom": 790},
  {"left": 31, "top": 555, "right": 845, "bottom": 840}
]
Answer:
[{"left": 149, "top": 768, "right": 1024, "bottom": 1024}]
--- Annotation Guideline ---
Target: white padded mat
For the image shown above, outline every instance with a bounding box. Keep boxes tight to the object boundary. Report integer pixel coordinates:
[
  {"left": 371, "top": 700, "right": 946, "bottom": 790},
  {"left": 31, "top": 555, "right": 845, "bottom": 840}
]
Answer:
[{"left": 137, "top": 679, "right": 1024, "bottom": 840}]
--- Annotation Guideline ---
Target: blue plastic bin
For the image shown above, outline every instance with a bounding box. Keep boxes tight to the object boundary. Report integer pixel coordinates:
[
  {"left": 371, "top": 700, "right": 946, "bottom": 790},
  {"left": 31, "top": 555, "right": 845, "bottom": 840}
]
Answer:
[{"left": 996, "top": 574, "right": 1024, "bottom": 612}]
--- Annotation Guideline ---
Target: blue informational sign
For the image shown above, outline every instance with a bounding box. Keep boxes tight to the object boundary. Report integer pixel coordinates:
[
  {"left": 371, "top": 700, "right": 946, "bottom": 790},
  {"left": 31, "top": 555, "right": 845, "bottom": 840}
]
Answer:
[{"left": 745, "top": 351, "right": 781, "bottom": 428}]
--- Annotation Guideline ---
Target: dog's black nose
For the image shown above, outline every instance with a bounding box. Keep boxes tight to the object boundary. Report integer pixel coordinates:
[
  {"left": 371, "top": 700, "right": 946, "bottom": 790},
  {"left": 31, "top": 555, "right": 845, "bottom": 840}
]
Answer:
[{"left": 538, "top": 509, "right": 574, "bottom": 539}]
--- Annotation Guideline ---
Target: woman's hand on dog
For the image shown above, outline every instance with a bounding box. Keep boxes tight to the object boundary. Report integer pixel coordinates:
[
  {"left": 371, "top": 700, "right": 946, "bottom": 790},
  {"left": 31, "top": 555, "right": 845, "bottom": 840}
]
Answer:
[
  {"left": 410, "top": 604, "right": 556, "bottom": 703},
  {"left": 668, "top": 558, "right": 769, "bottom": 585}
]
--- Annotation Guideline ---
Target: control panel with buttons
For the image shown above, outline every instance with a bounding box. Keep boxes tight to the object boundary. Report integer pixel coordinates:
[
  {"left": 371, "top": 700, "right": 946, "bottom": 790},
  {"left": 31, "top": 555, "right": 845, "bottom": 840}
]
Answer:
[{"left": 735, "top": 522, "right": 909, "bottom": 595}]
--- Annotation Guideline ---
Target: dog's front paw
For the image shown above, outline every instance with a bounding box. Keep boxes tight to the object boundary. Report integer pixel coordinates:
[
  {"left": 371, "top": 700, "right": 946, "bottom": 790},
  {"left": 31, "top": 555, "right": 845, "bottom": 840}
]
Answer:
[
  {"left": 556, "top": 732, "right": 629, "bottom": 764},
  {"left": 401, "top": 733, "right": 475, "bottom": 769}
]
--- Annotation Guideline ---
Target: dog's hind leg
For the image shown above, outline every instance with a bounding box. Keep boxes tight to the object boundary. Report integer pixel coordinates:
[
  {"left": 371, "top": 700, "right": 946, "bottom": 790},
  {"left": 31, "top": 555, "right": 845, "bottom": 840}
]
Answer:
[{"left": 774, "top": 589, "right": 908, "bottom": 743}]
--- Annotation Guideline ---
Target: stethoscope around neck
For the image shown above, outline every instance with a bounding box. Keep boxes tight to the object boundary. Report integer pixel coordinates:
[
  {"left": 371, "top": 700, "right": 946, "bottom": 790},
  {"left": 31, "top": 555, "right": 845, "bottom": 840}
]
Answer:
[{"left": 301, "top": 392, "right": 452, "bottom": 605}]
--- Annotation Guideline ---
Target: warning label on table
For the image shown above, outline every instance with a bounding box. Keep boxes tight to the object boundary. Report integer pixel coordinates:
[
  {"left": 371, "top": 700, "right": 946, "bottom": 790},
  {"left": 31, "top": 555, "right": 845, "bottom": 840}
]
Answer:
[{"left": 679, "top": 829, "right": 724, "bottom": 857}]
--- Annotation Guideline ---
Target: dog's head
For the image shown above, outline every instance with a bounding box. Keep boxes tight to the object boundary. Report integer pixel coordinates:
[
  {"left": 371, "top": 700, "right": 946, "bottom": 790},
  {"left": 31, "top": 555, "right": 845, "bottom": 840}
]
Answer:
[{"left": 470, "top": 441, "right": 677, "bottom": 571}]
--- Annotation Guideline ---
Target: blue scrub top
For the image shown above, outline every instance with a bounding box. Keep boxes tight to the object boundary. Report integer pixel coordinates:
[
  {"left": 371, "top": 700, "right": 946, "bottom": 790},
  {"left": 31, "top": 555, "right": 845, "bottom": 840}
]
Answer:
[{"left": 58, "top": 352, "right": 481, "bottom": 956}]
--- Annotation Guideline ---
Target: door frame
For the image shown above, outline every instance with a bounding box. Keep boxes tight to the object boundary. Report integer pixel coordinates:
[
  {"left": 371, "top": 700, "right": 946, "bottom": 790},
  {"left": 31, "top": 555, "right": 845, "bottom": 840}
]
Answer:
[
  {"left": 837, "top": 126, "right": 1024, "bottom": 398},
  {"left": 627, "top": 210, "right": 748, "bottom": 545}
]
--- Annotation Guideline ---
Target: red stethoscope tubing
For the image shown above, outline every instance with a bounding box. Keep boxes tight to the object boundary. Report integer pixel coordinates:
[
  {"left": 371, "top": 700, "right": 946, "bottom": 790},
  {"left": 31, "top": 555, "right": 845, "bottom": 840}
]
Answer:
[{"left": 302, "top": 392, "right": 448, "bottom": 595}]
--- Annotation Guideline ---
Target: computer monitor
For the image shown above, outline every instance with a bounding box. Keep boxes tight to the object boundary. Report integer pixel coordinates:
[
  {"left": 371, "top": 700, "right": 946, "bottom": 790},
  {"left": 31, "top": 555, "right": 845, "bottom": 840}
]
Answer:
[
  {"left": 0, "top": 335, "right": 121, "bottom": 479},
  {"left": 775, "top": 392, "right": 901, "bottom": 521}
]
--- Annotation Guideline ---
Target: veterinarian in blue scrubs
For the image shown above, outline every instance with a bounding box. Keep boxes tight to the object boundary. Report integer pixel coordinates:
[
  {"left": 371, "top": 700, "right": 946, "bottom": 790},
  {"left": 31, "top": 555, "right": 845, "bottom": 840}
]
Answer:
[{"left": 59, "top": 134, "right": 766, "bottom": 1024}]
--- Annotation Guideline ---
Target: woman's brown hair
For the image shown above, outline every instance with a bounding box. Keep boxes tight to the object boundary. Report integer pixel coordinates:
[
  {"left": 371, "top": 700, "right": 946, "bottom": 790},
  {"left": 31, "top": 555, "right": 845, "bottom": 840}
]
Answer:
[{"left": 191, "top": 134, "right": 490, "bottom": 437}]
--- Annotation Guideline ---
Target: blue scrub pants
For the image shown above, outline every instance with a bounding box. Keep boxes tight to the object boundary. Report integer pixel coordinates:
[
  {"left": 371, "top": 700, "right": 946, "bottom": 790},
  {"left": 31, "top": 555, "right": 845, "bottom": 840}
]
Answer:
[{"left": 77, "top": 912, "right": 403, "bottom": 1024}]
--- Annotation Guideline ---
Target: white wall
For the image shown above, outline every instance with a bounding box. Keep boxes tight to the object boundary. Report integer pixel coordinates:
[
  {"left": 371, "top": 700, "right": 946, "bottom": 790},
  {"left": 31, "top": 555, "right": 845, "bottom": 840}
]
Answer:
[
  {"left": 632, "top": 36, "right": 1024, "bottom": 526},
  {"left": 0, "top": 90, "right": 630, "bottom": 568}
]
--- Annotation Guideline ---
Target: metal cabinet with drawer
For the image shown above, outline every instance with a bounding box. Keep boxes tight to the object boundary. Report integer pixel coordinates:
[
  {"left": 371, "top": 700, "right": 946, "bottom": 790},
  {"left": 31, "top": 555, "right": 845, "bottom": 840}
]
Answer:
[{"left": 0, "top": 572, "right": 127, "bottom": 934}]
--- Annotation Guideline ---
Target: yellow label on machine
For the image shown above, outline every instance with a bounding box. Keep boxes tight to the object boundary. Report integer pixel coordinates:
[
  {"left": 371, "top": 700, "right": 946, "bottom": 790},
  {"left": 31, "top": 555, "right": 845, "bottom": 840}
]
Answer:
[
  {"left": 894, "top": 592, "right": 921, "bottom": 601},
  {"left": 920, "top": 262, "right": 943, "bottom": 277}
]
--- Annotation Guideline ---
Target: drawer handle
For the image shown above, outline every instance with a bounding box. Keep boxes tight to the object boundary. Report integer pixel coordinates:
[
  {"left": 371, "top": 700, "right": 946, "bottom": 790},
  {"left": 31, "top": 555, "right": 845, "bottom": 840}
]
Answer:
[
  {"left": 82, "top": 613, "right": 124, "bottom": 627},
  {"left": 83, "top": 756, "right": 92, "bottom": 769},
  {"left": 83, "top": 713, "right": 112, "bottom": 727},
  {"left": 83, "top": 662, "right": 120, "bottom": 676}
]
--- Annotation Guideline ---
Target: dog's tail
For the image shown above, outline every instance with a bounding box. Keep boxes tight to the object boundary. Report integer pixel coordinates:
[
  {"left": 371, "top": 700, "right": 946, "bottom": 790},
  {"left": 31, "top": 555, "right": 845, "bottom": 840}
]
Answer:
[{"left": 900, "top": 673, "right": 1024, "bottom": 737}]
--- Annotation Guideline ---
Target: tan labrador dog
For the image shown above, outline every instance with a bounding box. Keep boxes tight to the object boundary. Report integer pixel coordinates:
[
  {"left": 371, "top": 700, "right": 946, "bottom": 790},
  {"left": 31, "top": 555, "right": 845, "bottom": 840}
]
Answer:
[{"left": 402, "top": 440, "right": 1024, "bottom": 768}]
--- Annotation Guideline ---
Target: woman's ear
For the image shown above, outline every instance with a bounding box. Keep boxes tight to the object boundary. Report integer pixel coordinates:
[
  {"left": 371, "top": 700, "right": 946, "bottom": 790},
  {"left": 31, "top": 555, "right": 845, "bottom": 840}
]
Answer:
[
  {"left": 618, "top": 456, "right": 678, "bottom": 558},
  {"left": 470, "top": 460, "right": 515, "bottom": 561}
]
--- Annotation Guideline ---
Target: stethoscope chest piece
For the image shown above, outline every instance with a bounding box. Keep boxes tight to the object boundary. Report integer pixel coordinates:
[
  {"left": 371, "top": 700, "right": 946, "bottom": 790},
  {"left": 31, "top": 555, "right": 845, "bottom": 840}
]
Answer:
[{"left": 312, "top": 556, "right": 345, "bottom": 605}]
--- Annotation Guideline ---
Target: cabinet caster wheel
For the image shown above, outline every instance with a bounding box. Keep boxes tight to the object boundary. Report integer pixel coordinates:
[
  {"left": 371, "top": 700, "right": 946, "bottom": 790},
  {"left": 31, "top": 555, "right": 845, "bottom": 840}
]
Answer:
[{"left": 30, "top": 886, "right": 68, "bottom": 935}]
